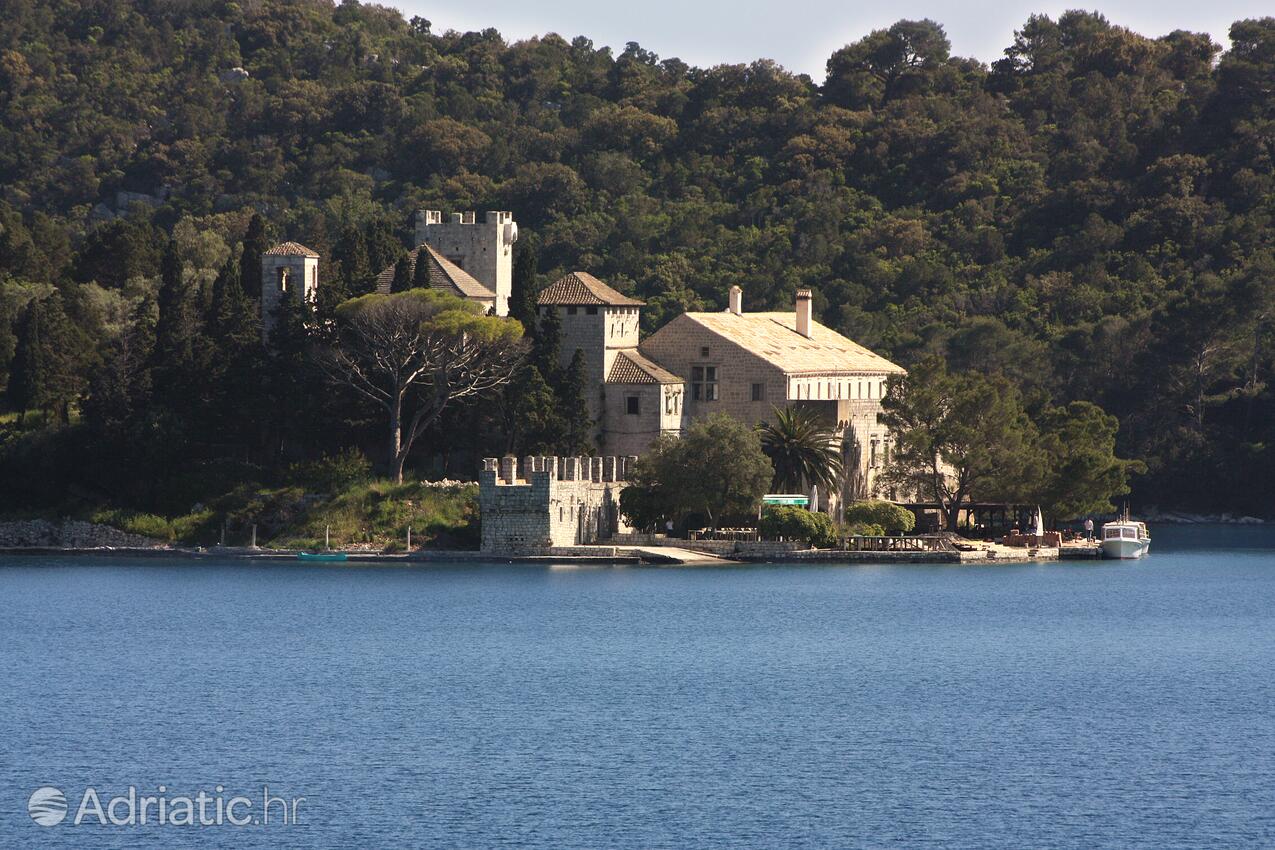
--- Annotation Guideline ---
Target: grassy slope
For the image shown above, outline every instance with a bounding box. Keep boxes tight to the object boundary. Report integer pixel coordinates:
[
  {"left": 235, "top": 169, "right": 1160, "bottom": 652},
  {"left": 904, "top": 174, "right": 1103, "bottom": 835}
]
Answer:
[{"left": 94, "top": 480, "right": 480, "bottom": 551}]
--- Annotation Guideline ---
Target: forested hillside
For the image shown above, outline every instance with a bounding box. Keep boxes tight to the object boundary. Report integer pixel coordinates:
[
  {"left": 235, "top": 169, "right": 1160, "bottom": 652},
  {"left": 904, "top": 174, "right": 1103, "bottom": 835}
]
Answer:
[{"left": 0, "top": 0, "right": 1273, "bottom": 515}]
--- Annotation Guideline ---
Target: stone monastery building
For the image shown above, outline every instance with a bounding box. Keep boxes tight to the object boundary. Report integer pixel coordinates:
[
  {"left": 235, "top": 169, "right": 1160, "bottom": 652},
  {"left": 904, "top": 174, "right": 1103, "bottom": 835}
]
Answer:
[{"left": 264, "top": 209, "right": 904, "bottom": 508}]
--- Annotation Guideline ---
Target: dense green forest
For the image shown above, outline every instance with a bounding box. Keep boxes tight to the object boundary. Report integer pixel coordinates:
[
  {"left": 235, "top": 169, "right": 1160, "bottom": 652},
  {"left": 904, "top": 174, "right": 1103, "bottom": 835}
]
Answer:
[{"left": 0, "top": 0, "right": 1272, "bottom": 517}]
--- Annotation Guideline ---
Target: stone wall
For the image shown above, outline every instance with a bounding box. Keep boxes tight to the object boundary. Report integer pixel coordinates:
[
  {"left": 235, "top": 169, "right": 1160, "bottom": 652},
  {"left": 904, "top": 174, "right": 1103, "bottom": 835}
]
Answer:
[
  {"left": 0, "top": 520, "right": 167, "bottom": 549},
  {"left": 479, "top": 455, "right": 637, "bottom": 554},
  {"left": 417, "top": 210, "right": 516, "bottom": 316}
]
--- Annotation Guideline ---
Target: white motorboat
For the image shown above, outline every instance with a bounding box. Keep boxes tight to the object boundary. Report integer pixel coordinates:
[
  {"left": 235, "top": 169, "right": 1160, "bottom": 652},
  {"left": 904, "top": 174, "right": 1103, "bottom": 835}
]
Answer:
[{"left": 1101, "top": 519, "right": 1151, "bottom": 559}]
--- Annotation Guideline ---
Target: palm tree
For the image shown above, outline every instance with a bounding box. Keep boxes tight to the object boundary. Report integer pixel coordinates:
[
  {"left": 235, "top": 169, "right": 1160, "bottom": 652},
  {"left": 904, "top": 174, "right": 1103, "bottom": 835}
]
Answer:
[{"left": 757, "top": 406, "right": 844, "bottom": 493}]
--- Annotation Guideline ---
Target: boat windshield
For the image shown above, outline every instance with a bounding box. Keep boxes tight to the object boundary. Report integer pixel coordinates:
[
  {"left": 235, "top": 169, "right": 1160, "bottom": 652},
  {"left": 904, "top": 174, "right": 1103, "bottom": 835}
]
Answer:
[{"left": 1104, "top": 526, "right": 1135, "bottom": 540}]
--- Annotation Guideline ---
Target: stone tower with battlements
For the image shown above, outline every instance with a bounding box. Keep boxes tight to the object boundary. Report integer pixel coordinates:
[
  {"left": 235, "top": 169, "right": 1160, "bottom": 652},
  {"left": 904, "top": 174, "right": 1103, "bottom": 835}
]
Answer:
[
  {"left": 260, "top": 241, "right": 319, "bottom": 343},
  {"left": 415, "top": 210, "right": 517, "bottom": 317}
]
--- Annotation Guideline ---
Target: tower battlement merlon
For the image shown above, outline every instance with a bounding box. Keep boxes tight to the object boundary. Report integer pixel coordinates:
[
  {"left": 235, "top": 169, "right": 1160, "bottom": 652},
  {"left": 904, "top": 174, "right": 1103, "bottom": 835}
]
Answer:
[{"left": 479, "top": 456, "right": 636, "bottom": 485}]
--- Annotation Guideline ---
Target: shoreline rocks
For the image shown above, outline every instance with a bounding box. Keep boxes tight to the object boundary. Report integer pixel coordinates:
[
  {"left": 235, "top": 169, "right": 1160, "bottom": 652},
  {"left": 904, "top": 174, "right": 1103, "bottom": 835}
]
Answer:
[{"left": 0, "top": 520, "right": 167, "bottom": 549}]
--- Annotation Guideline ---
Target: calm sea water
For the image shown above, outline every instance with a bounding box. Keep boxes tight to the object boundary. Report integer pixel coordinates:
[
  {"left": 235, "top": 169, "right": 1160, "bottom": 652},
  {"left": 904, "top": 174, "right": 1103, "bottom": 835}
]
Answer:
[{"left": 1, "top": 526, "right": 1273, "bottom": 848}]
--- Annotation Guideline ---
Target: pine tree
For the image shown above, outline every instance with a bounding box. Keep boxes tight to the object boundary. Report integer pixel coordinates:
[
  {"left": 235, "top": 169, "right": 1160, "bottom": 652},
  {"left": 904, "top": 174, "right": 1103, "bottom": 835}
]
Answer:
[
  {"left": 558, "top": 348, "right": 593, "bottom": 453},
  {"left": 239, "top": 214, "right": 269, "bottom": 299},
  {"left": 390, "top": 255, "right": 413, "bottom": 292}
]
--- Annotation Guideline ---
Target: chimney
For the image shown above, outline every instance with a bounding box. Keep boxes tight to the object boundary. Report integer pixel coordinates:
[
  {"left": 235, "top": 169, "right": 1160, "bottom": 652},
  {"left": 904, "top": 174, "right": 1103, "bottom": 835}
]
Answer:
[
  {"left": 729, "top": 285, "right": 743, "bottom": 316},
  {"left": 795, "top": 289, "right": 813, "bottom": 338}
]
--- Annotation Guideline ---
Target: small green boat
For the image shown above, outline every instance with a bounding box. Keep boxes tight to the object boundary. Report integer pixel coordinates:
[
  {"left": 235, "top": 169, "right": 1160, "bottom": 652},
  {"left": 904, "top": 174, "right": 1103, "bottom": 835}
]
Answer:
[{"left": 296, "top": 552, "right": 348, "bottom": 562}]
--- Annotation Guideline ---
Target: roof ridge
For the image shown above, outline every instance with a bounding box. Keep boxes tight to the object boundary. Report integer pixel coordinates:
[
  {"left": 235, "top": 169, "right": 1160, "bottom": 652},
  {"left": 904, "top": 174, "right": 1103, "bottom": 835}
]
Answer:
[
  {"left": 537, "top": 271, "right": 644, "bottom": 306},
  {"left": 264, "top": 241, "right": 318, "bottom": 258}
]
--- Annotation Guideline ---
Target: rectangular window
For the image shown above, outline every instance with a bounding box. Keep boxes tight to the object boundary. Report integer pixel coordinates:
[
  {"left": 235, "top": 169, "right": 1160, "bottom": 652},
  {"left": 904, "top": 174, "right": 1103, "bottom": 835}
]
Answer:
[
  {"left": 626, "top": 395, "right": 640, "bottom": 415},
  {"left": 691, "top": 366, "right": 718, "bottom": 402},
  {"left": 567, "top": 306, "right": 577, "bottom": 315},
  {"left": 700, "top": 346, "right": 710, "bottom": 358},
  {"left": 751, "top": 383, "right": 764, "bottom": 402},
  {"left": 586, "top": 306, "right": 598, "bottom": 315}
]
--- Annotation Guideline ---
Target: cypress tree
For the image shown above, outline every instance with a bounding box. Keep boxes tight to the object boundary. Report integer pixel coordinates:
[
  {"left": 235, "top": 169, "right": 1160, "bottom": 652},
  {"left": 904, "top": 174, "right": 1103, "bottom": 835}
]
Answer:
[
  {"left": 40, "top": 293, "right": 90, "bottom": 424},
  {"left": 334, "top": 226, "right": 372, "bottom": 295},
  {"left": 208, "top": 254, "right": 239, "bottom": 326},
  {"left": 207, "top": 255, "right": 264, "bottom": 446},
  {"left": 154, "top": 240, "right": 195, "bottom": 369},
  {"left": 0, "top": 292, "right": 16, "bottom": 389},
  {"left": 364, "top": 217, "right": 402, "bottom": 278},
  {"left": 534, "top": 304, "right": 562, "bottom": 382},
  {"left": 390, "top": 255, "right": 413, "bottom": 293},
  {"left": 559, "top": 348, "right": 593, "bottom": 454},
  {"left": 9, "top": 293, "right": 89, "bottom": 424},
  {"left": 412, "top": 249, "right": 432, "bottom": 289},
  {"left": 239, "top": 214, "right": 269, "bottom": 299},
  {"left": 7, "top": 298, "right": 44, "bottom": 420},
  {"left": 510, "top": 240, "right": 539, "bottom": 332},
  {"left": 152, "top": 239, "right": 213, "bottom": 424}
]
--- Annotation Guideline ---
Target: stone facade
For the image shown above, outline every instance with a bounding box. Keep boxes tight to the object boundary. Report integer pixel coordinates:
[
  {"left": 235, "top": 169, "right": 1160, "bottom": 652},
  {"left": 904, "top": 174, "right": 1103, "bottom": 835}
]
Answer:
[
  {"left": 478, "top": 455, "right": 636, "bottom": 553},
  {"left": 260, "top": 242, "right": 318, "bottom": 343},
  {"left": 637, "top": 289, "right": 902, "bottom": 506},
  {"left": 415, "top": 210, "right": 517, "bottom": 316}
]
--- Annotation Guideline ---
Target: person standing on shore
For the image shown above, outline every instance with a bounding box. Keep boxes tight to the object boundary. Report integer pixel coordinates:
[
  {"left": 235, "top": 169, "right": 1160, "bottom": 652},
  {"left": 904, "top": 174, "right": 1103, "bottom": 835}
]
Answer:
[{"left": 1084, "top": 517, "right": 1095, "bottom": 541}]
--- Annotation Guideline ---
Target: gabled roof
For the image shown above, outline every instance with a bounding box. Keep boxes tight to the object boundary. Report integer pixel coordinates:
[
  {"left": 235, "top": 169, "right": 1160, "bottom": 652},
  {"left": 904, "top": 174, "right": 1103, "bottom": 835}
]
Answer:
[
  {"left": 537, "top": 271, "right": 644, "bottom": 306},
  {"left": 375, "top": 244, "right": 495, "bottom": 301},
  {"left": 264, "top": 241, "right": 318, "bottom": 258},
  {"left": 651, "top": 311, "right": 905, "bottom": 375},
  {"left": 607, "top": 350, "right": 683, "bottom": 385}
]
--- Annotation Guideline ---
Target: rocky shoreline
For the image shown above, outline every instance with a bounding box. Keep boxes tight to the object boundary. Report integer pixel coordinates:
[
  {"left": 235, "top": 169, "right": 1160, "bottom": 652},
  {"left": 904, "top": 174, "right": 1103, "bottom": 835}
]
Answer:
[{"left": 0, "top": 519, "right": 166, "bottom": 549}]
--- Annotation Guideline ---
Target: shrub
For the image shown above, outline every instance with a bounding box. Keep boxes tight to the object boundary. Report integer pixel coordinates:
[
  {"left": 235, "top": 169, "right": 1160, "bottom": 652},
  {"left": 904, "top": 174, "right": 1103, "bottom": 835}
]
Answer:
[
  {"left": 760, "top": 505, "right": 837, "bottom": 547},
  {"left": 843, "top": 500, "right": 915, "bottom": 534},
  {"left": 286, "top": 448, "right": 372, "bottom": 493},
  {"left": 171, "top": 509, "right": 217, "bottom": 545},
  {"left": 842, "top": 521, "right": 886, "bottom": 537},
  {"left": 91, "top": 509, "right": 174, "bottom": 541}
]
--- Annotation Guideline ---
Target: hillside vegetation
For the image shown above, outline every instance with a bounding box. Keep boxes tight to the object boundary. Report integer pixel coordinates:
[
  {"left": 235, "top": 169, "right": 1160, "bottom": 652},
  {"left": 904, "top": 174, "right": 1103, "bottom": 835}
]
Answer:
[{"left": 0, "top": 1, "right": 1273, "bottom": 514}]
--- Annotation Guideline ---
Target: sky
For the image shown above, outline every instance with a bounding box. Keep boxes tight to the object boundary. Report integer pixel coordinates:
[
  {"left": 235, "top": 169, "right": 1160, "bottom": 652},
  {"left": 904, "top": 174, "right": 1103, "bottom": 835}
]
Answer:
[{"left": 393, "top": 0, "right": 1268, "bottom": 79}]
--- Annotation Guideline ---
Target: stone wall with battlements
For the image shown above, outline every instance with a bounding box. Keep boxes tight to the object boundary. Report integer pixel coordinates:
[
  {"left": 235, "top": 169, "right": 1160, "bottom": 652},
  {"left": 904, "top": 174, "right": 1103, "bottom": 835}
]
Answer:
[{"left": 478, "top": 455, "right": 638, "bottom": 554}]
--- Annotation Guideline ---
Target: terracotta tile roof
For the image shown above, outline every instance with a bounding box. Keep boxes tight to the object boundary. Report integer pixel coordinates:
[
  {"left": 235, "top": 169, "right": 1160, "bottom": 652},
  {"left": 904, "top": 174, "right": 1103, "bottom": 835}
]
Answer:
[
  {"left": 263, "top": 241, "right": 319, "bottom": 258},
  {"left": 375, "top": 244, "right": 495, "bottom": 302},
  {"left": 652, "top": 311, "right": 906, "bottom": 375},
  {"left": 606, "top": 349, "right": 683, "bottom": 385},
  {"left": 536, "top": 271, "right": 644, "bottom": 306}
]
